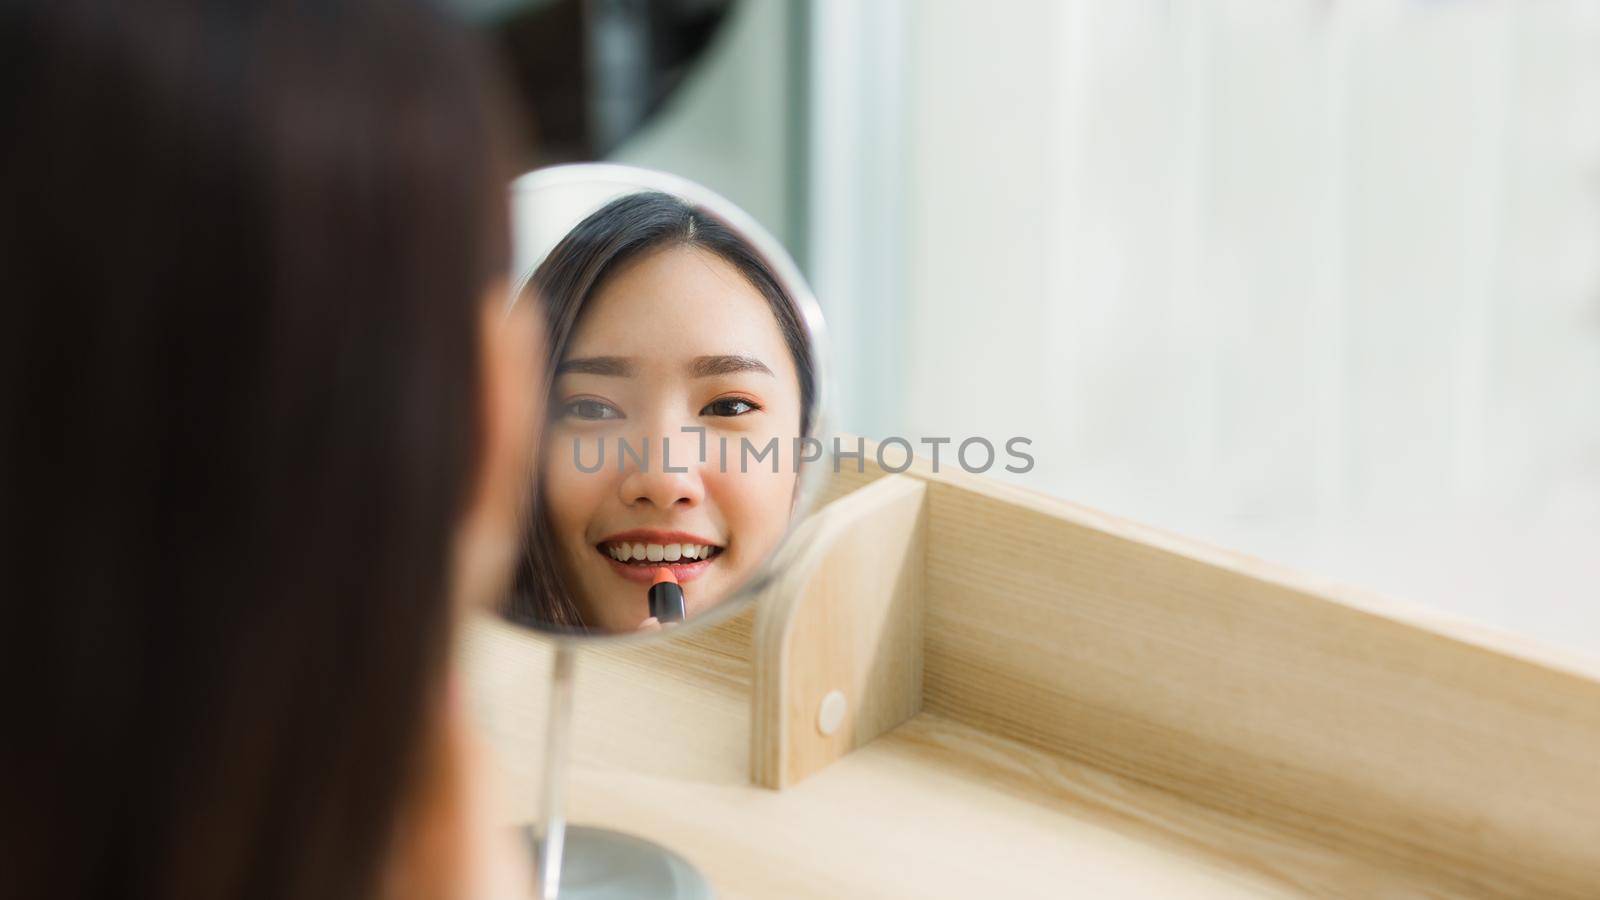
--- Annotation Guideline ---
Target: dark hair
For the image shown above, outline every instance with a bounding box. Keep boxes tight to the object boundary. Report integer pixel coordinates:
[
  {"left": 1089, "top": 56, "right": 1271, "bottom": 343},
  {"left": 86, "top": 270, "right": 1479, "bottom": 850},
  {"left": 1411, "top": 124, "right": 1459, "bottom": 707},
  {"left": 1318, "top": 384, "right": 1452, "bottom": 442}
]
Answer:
[
  {"left": 0, "top": 2, "right": 515, "bottom": 898},
  {"left": 504, "top": 191, "right": 815, "bottom": 630}
]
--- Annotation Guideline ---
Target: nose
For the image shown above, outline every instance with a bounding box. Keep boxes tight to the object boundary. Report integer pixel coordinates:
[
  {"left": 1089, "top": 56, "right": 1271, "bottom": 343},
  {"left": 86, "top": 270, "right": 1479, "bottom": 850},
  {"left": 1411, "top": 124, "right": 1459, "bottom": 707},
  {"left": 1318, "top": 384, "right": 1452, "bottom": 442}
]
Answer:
[{"left": 616, "top": 434, "right": 704, "bottom": 510}]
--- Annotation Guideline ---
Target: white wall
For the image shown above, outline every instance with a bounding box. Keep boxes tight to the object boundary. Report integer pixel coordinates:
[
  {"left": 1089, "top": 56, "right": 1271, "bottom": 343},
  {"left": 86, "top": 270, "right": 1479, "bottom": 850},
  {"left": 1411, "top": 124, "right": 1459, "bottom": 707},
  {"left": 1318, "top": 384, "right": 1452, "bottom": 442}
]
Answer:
[
  {"left": 828, "top": 0, "right": 1600, "bottom": 655},
  {"left": 602, "top": 0, "right": 1600, "bottom": 656}
]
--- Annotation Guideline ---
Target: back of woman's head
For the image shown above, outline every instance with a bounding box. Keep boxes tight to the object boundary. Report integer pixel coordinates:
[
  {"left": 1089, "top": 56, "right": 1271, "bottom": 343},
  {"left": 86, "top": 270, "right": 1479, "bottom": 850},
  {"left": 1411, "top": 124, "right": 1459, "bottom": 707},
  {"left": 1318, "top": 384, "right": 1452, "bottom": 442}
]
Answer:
[{"left": 0, "top": 1, "right": 513, "bottom": 897}]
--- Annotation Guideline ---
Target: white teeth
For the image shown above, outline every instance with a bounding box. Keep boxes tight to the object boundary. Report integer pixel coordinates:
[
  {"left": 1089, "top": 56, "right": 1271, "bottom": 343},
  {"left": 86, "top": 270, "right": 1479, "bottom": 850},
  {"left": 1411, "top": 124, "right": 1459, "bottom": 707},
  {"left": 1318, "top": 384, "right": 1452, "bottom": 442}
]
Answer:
[{"left": 604, "top": 541, "right": 717, "bottom": 562}]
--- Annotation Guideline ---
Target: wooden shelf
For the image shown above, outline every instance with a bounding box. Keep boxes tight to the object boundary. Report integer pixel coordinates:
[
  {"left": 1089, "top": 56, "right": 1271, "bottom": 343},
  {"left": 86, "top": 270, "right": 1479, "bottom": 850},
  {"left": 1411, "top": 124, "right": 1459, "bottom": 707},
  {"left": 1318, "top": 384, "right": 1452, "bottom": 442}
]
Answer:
[{"left": 463, "top": 443, "right": 1600, "bottom": 898}]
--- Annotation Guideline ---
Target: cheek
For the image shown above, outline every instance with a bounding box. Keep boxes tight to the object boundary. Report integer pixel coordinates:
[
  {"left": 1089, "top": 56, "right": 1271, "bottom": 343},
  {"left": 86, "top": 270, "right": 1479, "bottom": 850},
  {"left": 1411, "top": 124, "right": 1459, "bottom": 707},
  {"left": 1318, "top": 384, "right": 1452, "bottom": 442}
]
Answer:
[
  {"left": 540, "top": 438, "right": 614, "bottom": 547},
  {"left": 704, "top": 467, "right": 799, "bottom": 559}
]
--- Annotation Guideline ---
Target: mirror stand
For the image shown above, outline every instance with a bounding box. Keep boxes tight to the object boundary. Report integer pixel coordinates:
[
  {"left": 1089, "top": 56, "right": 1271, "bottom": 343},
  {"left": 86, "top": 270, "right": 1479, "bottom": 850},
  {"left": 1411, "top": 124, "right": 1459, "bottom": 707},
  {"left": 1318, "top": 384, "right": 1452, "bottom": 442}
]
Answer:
[
  {"left": 503, "top": 161, "right": 826, "bottom": 898},
  {"left": 525, "top": 643, "right": 713, "bottom": 900}
]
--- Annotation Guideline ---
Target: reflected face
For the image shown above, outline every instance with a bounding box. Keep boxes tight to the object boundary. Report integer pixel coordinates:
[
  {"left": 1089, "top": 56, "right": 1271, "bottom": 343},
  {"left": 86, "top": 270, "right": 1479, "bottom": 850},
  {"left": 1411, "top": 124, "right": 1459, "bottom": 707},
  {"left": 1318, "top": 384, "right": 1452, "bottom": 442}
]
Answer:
[{"left": 541, "top": 245, "right": 803, "bottom": 632}]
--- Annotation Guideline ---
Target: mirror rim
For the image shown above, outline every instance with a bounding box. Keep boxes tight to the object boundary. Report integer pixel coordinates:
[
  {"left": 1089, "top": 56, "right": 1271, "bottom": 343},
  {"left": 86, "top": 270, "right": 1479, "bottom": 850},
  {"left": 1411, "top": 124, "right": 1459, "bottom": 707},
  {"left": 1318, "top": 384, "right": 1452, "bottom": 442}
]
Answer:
[{"left": 503, "top": 162, "right": 831, "bottom": 646}]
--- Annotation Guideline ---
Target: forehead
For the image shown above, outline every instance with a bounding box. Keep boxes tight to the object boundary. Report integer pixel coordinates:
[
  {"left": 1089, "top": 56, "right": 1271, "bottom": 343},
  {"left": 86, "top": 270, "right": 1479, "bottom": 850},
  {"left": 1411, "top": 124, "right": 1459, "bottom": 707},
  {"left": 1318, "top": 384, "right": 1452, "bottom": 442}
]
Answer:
[{"left": 566, "top": 245, "right": 796, "bottom": 377}]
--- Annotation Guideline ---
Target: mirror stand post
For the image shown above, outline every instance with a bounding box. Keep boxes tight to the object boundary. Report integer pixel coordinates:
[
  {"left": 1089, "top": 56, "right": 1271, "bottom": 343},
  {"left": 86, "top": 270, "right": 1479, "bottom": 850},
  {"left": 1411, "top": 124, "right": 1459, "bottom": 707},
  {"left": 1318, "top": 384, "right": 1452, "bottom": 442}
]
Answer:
[
  {"left": 525, "top": 641, "right": 713, "bottom": 899},
  {"left": 535, "top": 642, "right": 577, "bottom": 900}
]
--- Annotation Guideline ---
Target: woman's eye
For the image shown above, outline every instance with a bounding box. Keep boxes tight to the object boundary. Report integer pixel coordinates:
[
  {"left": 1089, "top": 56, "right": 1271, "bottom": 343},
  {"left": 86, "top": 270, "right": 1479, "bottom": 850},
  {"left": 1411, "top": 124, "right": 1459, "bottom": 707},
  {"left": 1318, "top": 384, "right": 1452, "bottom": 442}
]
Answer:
[
  {"left": 563, "top": 398, "right": 622, "bottom": 420},
  {"left": 701, "top": 396, "right": 761, "bottom": 417}
]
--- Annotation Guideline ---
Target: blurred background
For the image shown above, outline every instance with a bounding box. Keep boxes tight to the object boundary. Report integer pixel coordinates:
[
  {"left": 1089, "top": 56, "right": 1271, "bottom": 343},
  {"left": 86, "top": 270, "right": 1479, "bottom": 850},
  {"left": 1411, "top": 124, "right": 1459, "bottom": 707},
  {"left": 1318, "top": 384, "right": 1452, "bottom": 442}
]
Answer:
[{"left": 460, "top": 0, "right": 1600, "bottom": 657}]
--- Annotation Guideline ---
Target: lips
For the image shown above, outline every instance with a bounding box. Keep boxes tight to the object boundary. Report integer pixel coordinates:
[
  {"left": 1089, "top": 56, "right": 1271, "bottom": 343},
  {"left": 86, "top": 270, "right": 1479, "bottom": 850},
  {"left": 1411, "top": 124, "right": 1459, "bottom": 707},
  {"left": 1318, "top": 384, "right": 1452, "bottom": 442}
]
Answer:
[{"left": 594, "top": 528, "right": 724, "bottom": 584}]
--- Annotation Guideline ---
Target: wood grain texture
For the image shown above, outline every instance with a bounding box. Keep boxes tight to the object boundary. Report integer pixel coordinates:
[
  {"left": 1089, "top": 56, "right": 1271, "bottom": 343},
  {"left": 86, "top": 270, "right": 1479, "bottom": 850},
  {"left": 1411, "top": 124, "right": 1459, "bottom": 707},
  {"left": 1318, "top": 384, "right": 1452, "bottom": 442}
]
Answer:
[
  {"left": 464, "top": 616, "right": 1519, "bottom": 898},
  {"left": 810, "top": 453, "right": 886, "bottom": 507},
  {"left": 750, "top": 474, "right": 926, "bottom": 788},
  {"left": 909, "top": 467, "right": 1600, "bottom": 897},
  {"left": 462, "top": 444, "right": 1600, "bottom": 897}
]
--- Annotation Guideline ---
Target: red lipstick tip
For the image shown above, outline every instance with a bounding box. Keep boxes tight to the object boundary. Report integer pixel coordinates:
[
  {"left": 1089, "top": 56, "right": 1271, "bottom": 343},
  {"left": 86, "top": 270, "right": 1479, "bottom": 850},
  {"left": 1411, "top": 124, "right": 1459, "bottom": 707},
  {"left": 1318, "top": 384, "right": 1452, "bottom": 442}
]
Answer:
[{"left": 651, "top": 566, "right": 677, "bottom": 586}]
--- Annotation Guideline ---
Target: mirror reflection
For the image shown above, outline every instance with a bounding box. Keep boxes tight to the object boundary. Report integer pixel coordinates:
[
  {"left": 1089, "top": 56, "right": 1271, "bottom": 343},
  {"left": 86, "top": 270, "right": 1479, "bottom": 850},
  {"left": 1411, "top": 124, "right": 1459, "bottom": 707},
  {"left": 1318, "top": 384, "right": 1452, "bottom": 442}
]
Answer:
[{"left": 502, "top": 173, "right": 819, "bottom": 636}]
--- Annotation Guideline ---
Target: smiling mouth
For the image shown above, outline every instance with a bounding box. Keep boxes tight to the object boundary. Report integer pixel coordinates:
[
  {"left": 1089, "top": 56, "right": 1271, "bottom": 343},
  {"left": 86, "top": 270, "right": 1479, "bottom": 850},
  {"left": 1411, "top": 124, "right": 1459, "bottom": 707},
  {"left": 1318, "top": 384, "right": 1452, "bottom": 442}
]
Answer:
[{"left": 597, "top": 541, "right": 724, "bottom": 565}]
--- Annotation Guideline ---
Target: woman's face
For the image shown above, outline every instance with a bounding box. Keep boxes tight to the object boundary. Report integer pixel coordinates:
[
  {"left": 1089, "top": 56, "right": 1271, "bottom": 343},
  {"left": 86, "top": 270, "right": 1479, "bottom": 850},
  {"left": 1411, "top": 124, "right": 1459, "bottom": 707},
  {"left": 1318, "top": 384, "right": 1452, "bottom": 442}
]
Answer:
[{"left": 541, "top": 244, "right": 804, "bottom": 633}]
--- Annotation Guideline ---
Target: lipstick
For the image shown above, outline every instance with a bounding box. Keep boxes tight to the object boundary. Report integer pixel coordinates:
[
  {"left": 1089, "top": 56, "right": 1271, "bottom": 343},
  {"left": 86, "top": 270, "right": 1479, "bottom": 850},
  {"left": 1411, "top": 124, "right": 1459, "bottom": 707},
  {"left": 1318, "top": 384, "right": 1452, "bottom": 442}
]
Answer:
[{"left": 648, "top": 567, "right": 686, "bottom": 624}]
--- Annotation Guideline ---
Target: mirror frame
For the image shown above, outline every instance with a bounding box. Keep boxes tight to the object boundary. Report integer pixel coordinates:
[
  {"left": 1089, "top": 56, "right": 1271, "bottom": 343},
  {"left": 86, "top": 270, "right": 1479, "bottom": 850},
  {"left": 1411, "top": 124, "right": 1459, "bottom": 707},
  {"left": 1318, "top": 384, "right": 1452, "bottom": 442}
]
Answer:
[{"left": 505, "top": 162, "right": 831, "bottom": 646}]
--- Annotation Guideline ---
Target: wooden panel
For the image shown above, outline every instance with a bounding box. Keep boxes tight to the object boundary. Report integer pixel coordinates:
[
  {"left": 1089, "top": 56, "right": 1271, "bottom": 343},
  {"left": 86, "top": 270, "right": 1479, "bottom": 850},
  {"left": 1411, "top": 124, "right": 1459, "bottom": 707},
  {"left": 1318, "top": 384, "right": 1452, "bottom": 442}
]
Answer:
[
  {"left": 463, "top": 440, "right": 1600, "bottom": 895},
  {"left": 750, "top": 474, "right": 926, "bottom": 788},
  {"left": 915, "top": 470, "right": 1600, "bottom": 897},
  {"left": 466, "top": 615, "right": 1500, "bottom": 898},
  {"left": 812, "top": 455, "right": 887, "bottom": 507},
  {"left": 462, "top": 606, "right": 758, "bottom": 796}
]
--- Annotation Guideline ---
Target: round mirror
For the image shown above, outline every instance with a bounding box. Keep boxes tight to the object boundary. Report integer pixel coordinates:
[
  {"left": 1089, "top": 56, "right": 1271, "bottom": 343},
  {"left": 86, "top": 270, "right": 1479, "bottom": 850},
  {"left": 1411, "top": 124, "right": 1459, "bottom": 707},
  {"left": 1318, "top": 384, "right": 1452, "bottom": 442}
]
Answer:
[{"left": 498, "top": 163, "right": 827, "bottom": 641}]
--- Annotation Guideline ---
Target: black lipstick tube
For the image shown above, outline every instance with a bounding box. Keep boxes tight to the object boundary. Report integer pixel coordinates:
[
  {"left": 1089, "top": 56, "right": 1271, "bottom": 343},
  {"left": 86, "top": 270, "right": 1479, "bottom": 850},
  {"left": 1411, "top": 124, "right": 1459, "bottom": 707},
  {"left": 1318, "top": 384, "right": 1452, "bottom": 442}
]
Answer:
[{"left": 648, "top": 570, "right": 686, "bottom": 623}]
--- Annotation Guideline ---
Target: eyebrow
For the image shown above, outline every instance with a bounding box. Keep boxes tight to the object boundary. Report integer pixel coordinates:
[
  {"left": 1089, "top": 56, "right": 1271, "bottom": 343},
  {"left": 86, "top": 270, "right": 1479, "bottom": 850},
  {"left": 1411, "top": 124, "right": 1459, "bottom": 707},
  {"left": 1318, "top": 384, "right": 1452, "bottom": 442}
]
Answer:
[
  {"left": 690, "top": 354, "right": 774, "bottom": 378},
  {"left": 555, "top": 356, "right": 634, "bottom": 377},
  {"left": 556, "top": 354, "right": 774, "bottom": 379}
]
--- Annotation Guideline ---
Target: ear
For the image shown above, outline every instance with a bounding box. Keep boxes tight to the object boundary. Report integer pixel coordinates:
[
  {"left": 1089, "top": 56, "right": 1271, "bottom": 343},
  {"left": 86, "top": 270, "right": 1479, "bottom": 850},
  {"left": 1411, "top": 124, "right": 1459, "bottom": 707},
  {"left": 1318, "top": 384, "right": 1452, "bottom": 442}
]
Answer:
[{"left": 453, "top": 280, "right": 544, "bottom": 612}]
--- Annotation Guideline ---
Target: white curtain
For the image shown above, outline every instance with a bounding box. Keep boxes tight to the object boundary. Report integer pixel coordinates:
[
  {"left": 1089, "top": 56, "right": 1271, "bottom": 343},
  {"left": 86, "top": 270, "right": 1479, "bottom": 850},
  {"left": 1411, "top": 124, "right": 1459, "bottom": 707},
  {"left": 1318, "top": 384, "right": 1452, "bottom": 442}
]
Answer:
[{"left": 812, "top": 0, "right": 1600, "bottom": 654}]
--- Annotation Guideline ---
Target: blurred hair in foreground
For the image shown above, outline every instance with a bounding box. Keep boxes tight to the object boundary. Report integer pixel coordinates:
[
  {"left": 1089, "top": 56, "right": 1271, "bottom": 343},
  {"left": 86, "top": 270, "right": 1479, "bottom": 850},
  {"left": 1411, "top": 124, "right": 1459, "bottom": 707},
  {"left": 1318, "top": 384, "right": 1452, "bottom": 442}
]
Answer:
[{"left": 0, "top": 1, "right": 517, "bottom": 897}]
